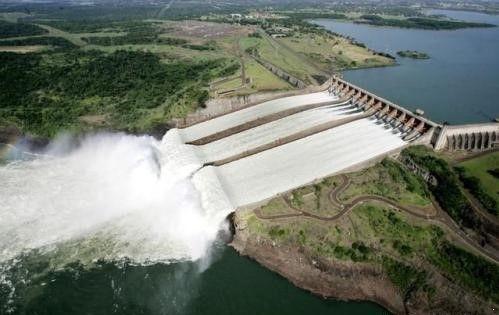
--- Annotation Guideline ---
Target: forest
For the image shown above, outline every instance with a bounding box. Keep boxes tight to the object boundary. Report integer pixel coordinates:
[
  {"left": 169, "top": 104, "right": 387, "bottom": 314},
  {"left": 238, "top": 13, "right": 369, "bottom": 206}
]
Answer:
[
  {"left": 358, "top": 15, "right": 496, "bottom": 29},
  {"left": 0, "top": 20, "right": 47, "bottom": 38},
  {"left": 0, "top": 50, "right": 235, "bottom": 137}
]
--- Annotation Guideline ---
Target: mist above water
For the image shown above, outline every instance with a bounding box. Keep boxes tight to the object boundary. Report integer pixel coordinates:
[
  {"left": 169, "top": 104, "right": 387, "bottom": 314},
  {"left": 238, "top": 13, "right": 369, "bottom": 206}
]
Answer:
[{"left": 0, "top": 131, "right": 233, "bottom": 265}]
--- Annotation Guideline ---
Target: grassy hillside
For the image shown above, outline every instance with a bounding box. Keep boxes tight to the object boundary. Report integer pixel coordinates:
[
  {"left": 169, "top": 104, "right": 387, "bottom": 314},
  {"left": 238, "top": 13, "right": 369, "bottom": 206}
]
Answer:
[{"left": 240, "top": 157, "right": 499, "bottom": 308}]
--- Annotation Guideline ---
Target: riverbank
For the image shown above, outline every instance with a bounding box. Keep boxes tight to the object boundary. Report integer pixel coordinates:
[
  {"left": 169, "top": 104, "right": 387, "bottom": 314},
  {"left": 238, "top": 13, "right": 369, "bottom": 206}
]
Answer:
[
  {"left": 313, "top": 10, "right": 499, "bottom": 124},
  {"left": 229, "top": 155, "right": 498, "bottom": 314}
]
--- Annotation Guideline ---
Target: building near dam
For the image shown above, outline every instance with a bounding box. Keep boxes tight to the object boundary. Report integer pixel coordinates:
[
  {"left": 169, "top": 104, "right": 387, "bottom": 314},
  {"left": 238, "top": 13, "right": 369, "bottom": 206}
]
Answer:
[{"left": 176, "top": 76, "right": 498, "bottom": 210}]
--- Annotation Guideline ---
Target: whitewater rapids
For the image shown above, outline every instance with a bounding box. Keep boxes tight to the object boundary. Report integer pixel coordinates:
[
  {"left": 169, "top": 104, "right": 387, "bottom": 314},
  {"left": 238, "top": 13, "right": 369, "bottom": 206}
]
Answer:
[{"left": 0, "top": 131, "right": 233, "bottom": 264}]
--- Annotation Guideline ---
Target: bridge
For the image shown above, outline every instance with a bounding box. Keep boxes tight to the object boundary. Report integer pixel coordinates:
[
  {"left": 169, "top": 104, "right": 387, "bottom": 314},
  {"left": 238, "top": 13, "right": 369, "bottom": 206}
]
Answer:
[{"left": 178, "top": 76, "right": 498, "bottom": 209}]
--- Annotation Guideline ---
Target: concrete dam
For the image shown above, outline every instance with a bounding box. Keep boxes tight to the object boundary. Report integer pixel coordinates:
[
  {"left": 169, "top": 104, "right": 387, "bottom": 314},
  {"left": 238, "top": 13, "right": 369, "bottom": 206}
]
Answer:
[
  {"left": 176, "top": 76, "right": 495, "bottom": 210},
  {"left": 175, "top": 76, "right": 498, "bottom": 210}
]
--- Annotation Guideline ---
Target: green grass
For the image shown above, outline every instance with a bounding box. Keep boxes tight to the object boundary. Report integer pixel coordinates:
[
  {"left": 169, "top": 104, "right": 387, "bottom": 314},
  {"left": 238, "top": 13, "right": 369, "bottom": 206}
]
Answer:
[
  {"left": 402, "top": 146, "right": 479, "bottom": 229},
  {"left": 341, "top": 159, "right": 431, "bottom": 207},
  {"left": 242, "top": 34, "right": 318, "bottom": 84},
  {"left": 244, "top": 58, "right": 292, "bottom": 92},
  {"left": 459, "top": 152, "right": 499, "bottom": 205},
  {"left": 279, "top": 32, "right": 393, "bottom": 71}
]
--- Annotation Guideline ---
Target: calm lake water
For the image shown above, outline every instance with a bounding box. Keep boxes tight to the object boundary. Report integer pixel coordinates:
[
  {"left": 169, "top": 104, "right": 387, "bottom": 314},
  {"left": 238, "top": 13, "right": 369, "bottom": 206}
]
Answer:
[{"left": 313, "top": 9, "right": 499, "bottom": 124}]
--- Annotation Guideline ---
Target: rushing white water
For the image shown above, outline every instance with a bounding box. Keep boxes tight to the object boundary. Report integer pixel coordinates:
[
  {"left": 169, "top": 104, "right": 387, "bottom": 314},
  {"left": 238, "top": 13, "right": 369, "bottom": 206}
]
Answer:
[
  {"left": 0, "top": 131, "right": 233, "bottom": 264},
  {"left": 197, "top": 104, "right": 361, "bottom": 163},
  {"left": 210, "top": 118, "right": 406, "bottom": 207},
  {"left": 179, "top": 91, "right": 338, "bottom": 143}
]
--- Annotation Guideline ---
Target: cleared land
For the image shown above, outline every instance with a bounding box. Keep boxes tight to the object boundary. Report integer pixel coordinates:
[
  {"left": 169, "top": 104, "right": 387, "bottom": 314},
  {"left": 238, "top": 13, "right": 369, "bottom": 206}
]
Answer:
[
  {"left": 0, "top": 45, "right": 46, "bottom": 53},
  {"left": 278, "top": 32, "right": 392, "bottom": 71}
]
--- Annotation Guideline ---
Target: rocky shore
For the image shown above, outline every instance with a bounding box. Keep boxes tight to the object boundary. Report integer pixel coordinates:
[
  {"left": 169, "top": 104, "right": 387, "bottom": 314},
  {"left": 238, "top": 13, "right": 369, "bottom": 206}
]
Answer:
[{"left": 230, "top": 209, "right": 497, "bottom": 315}]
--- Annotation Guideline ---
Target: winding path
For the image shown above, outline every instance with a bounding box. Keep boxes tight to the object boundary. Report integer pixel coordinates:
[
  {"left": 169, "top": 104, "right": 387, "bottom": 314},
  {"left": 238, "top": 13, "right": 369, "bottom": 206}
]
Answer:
[
  {"left": 254, "top": 174, "right": 499, "bottom": 262},
  {"left": 255, "top": 174, "right": 435, "bottom": 220}
]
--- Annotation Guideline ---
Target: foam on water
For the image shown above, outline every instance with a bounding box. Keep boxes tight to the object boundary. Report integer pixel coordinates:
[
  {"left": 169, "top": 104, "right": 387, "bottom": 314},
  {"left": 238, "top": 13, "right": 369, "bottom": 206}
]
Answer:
[{"left": 0, "top": 131, "right": 233, "bottom": 265}]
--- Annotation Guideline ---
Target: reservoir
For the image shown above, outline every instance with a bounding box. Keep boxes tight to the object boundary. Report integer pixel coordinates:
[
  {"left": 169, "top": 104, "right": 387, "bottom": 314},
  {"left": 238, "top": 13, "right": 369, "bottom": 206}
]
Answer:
[
  {"left": 312, "top": 9, "right": 499, "bottom": 124},
  {"left": 2, "top": 9, "right": 496, "bottom": 315}
]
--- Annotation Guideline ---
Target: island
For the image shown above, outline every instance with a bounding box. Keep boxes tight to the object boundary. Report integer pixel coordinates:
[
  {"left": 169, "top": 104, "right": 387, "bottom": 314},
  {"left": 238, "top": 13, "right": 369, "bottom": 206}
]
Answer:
[
  {"left": 357, "top": 14, "right": 496, "bottom": 30},
  {"left": 397, "top": 50, "right": 430, "bottom": 59}
]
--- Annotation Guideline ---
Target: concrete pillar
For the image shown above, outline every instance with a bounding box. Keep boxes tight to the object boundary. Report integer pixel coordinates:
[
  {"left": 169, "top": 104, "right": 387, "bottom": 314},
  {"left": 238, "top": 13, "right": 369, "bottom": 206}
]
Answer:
[
  {"left": 378, "top": 105, "right": 390, "bottom": 118},
  {"left": 397, "top": 112, "right": 407, "bottom": 124},
  {"left": 447, "top": 135, "right": 454, "bottom": 150},
  {"left": 405, "top": 117, "right": 415, "bottom": 128},
  {"left": 477, "top": 132, "right": 483, "bottom": 150},
  {"left": 457, "top": 134, "right": 463, "bottom": 150}
]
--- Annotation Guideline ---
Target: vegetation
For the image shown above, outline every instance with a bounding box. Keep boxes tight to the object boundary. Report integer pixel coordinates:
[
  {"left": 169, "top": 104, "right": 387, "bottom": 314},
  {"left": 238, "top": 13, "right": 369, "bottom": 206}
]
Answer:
[
  {"left": 0, "top": 50, "right": 235, "bottom": 136},
  {"left": 0, "top": 20, "right": 47, "bottom": 38},
  {"left": 489, "top": 168, "right": 499, "bottom": 179},
  {"left": 33, "top": 20, "right": 156, "bottom": 34},
  {"left": 0, "top": 36, "right": 77, "bottom": 49},
  {"left": 244, "top": 157, "right": 499, "bottom": 304},
  {"left": 430, "top": 240, "right": 499, "bottom": 302},
  {"left": 82, "top": 34, "right": 188, "bottom": 46},
  {"left": 401, "top": 146, "right": 480, "bottom": 229},
  {"left": 341, "top": 158, "right": 430, "bottom": 206},
  {"left": 459, "top": 152, "right": 499, "bottom": 207},
  {"left": 358, "top": 14, "right": 496, "bottom": 29},
  {"left": 455, "top": 167, "right": 497, "bottom": 216},
  {"left": 397, "top": 50, "right": 429, "bottom": 60},
  {"left": 383, "top": 257, "right": 427, "bottom": 298},
  {"left": 277, "top": 12, "right": 347, "bottom": 21}
]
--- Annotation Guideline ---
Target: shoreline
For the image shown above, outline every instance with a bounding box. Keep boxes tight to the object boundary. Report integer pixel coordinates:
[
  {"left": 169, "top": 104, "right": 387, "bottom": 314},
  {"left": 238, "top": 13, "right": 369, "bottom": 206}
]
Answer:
[{"left": 229, "top": 232, "right": 401, "bottom": 314}]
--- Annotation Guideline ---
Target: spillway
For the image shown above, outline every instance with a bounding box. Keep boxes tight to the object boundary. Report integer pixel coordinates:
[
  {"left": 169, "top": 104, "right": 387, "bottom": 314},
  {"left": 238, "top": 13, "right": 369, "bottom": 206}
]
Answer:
[
  {"left": 193, "top": 118, "right": 406, "bottom": 207},
  {"left": 176, "top": 90, "right": 409, "bottom": 209},
  {"left": 180, "top": 91, "right": 339, "bottom": 143},
  {"left": 196, "top": 103, "right": 361, "bottom": 164},
  {"left": 0, "top": 90, "right": 406, "bottom": 271}
]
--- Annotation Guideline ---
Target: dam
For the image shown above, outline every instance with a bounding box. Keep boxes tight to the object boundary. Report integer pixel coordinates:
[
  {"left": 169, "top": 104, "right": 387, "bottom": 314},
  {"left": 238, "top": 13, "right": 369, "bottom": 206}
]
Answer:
[{"left": 176, "top": 75, "right": 495, "bottom": 210}]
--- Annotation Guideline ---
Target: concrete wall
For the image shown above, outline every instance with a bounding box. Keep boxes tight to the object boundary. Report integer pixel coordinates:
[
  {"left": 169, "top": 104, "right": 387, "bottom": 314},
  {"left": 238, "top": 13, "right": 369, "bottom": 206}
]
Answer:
[
  {"left": 434, "top": 123, "right": 498, "bottom": 152},
  {"left": 330, "top": 76, "right": 436, "bottom": 144}
]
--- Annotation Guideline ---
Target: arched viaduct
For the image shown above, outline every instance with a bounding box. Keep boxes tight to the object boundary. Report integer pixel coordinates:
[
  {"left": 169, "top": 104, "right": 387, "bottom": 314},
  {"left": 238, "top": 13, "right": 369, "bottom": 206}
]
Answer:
[{"left": 434, "top": 124, "right": 498, "bottom": 152}]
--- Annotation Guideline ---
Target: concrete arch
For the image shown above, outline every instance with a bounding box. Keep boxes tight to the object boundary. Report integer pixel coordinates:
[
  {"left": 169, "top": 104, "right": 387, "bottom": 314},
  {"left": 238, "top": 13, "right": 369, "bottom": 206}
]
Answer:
[
  {"left": 457, "top": 134, "right": 463, "bottom": 149},
  {"left": 484, "top": 132, "right": 490, "bottom": 149},
  {"left": 476, "top": 132, "right": 483, "bottom": 150},
  {"left": 447, "top": 135, "right": 455, "bottom": 150}
]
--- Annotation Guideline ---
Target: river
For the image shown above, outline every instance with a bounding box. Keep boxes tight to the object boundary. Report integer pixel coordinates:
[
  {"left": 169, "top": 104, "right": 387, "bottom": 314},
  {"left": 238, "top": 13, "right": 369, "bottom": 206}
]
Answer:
[
  {"left": 0, "top": 133, "right": 386, "bottom": 315},
  {"left": 312, "top": 9, "right": 499, "bottom": 124},
  {"left": 2, "top": 9, "right": 496, "bottom": 315}
]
